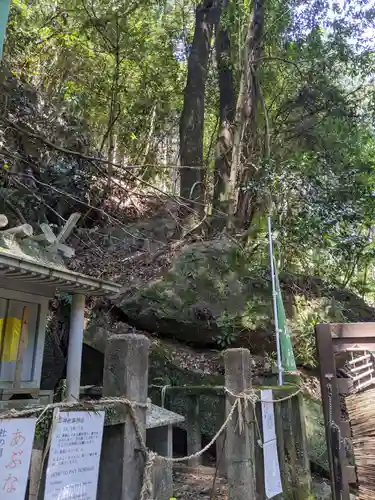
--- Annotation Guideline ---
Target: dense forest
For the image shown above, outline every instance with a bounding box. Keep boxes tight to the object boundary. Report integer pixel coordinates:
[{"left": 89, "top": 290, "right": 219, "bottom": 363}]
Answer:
[{"left": 1, "top": 0, "right": 375, "bottom": 369}]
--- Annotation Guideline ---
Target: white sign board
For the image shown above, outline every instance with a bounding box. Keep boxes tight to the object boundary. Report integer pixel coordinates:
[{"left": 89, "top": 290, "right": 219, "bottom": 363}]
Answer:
[
  {"left": 0, "top": 418, "right": 36, "bottom": 499},
  {"left": 44, "top": 411, "right": 105, "bottom": 500},
  {"left": 261, "top": 390, "right": 282, "bottom": 499},
  {"left": 263, "top": 439, "right": 282, "bottom": 499},
  {"left": 261, "top": 389, "right": 276, "bottom": 443}
]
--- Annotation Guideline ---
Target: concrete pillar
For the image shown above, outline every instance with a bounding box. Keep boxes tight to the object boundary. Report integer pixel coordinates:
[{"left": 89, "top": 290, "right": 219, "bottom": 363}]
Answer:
[
  {"left": 186, "top": 394, "right": 201, "bottom": 467},
  {"left": 66, "top": 294, "right": 85, "bottom": 402},
  {"left": 98, "top": 334, "right": 150, "bottom": 500},
  {"left": 224, "top": 348, "right": 255, "bottom": 500},
  {"left": 216, "top": 430, "right": 227, "bottom": 478}
]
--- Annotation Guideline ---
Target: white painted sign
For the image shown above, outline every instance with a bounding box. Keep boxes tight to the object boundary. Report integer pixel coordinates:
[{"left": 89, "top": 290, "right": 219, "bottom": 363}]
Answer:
[
  {"left": 0, "top": 418, "right": 36, "bottom": 499},
  {"left": 44, "top": 411, "right": 105, "bottom": 500},
  {"left": 261, "top": 389, "right": 276, "bottom": 443},
  {"left": 261, "top": 390, "right": 282, "bottom": 499},
  {"left": 263, "top": 439, "right": 282, "bottom": 499}
]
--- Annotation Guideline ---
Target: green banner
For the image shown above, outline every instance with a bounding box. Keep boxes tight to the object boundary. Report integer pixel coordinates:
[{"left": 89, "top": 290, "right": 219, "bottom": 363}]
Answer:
[
  {"left": 274, "top": 257, "right": 297, "bottom": 371},
  {"left": 0, "top": 0, "right": 11, "bottom": 59}
]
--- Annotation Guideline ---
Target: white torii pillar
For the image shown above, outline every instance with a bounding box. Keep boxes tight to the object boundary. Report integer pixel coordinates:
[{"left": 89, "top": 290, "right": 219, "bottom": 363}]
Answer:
[{"left": 66, "top": 294, "right": 85, "bottom": 402}]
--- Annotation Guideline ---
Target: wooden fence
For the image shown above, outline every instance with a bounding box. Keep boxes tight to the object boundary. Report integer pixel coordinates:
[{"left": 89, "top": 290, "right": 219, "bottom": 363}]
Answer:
[{"left": 315, "top": 322, "right": 375, "bottom": 500}]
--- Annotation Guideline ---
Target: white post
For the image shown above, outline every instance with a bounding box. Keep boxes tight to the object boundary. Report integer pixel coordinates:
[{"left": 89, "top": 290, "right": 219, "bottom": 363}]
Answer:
[
  {"left": 66, "top": 294, "right": 85, "bottom": 401},
  {"left": 267, "top": 215, "right": 283, "bottom": 386}
]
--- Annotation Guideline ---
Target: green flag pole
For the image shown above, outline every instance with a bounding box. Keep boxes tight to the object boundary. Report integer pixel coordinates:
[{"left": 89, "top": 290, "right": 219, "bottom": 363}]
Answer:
[
  {"left": 274, "top": 261, "right": 297, "bottom": 373},
  {"left": 267, "top": 215, "right": 283, "bottom": 385},
  {"left": 0, "top": 0, "right": 11, "bottom": 60}
]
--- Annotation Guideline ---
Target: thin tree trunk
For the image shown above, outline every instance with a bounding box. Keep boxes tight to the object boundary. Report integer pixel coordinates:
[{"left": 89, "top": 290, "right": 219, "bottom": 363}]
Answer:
[
  {"left": 227, "top": 0, "right": 265, "bottom": 229},
  {"left": 179, "top": 0, "right": 217, "bottom": 212},
  {"left": 212, "top": 0, "right": 236, "bottom": 218},
  {"left": 108, "top": 133, "right": 117, "bottom": 165},
  {"left": 102, "top": 13, "right": 121, "bottom": 190},
  {"left": 115, "top": 144, "right": 126, "bottom": 166},
  {"left": 142, "top": 105, "right": 156, "bottom": 166}
]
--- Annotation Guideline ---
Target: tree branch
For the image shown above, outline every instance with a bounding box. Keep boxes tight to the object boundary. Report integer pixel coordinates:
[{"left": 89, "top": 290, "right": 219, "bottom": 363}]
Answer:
[{"left": 3, "top": 119, "right": 233, "bottom": 221}]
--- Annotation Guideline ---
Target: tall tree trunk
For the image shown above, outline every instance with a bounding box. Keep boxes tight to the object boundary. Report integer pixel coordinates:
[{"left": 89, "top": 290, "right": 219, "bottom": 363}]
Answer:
[
  {"left": 179, "top": 0, "right": 217, "bottom": 211},
  {"left": 142, "top": 105, "right": 157, "bottom": 166},
  {"left": 212, "top": 0, "right": 236, "bottom": 218},
  {"left": 101, "top": 13, "right": 121, "bottom": 192},
  {"left": 227, "top": 0, "right": 265, "bottom": 229}
]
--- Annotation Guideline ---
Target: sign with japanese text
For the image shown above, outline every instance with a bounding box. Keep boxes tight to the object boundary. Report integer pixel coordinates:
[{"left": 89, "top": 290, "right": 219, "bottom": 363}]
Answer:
[
  {"left": 0, "top": 418, "right": 37, "bottom": 499},
  {"left": 44, "top": 411, "right": 105, "bottom": 500},
  {"left": 261, "top": 389, "right": 276, "bottom": 443},
  {"left": 261, "top": 390, "right": 282, "bottom": 499}
]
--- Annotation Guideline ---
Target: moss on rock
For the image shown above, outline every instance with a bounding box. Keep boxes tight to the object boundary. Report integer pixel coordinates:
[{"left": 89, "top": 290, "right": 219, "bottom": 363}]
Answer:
[{"left": 148, "top": 344, "right": 224, "bottom": 436}]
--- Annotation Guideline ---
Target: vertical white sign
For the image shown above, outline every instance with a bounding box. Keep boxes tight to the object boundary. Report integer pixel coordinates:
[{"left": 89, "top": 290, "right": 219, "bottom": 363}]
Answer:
[
  {"left": 44, "top": 411, "right": 105, "bottom": 500},
  {"left": 261, "top": 389, "right": 276, "bottom": 443},
  {"left": 0, "top": 418, "right": 37, "bottom": 499},
  {"left": 261, "top": 390, "right": 282, "bottom": 499},
  {"left": 263, "top": 439, "right": 283, "bottom": 499}
]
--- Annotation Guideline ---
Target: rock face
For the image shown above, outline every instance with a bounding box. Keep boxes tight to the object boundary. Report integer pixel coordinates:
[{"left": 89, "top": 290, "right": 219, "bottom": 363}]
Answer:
[{"left": 120, "top": 237, "right": 375, "bottom": 362}]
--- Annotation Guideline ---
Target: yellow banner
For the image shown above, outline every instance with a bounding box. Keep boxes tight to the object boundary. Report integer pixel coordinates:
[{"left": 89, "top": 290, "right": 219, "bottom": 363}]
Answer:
[{"left": 0, "top": 317, "right": 23, "bottom": 361}]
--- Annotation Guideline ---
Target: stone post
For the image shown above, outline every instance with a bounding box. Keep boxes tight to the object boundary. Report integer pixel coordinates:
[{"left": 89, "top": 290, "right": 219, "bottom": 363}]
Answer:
[
  {"left": 98, "top": 334, "right": 150, "bottom": 500},
  {"left": 224, "top": 348, "right": 255, "bottom": 500},
  {"left": 186, "top": 394, "right": 201, "bottom": 467}
]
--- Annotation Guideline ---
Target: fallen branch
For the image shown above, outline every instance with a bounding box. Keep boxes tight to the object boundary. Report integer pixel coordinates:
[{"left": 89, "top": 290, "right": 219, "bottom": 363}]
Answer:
[{"left": 2, "top": 223, "right": 33, "bottom": 237}]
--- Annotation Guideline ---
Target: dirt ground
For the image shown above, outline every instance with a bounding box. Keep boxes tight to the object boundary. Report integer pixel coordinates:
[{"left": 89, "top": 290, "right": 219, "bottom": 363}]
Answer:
[
  {"left": 172, "top": 466, "right": 337, "bottom": 500},
  {"left": 173, "top": 466, "right": 228, "bottom": 499}
]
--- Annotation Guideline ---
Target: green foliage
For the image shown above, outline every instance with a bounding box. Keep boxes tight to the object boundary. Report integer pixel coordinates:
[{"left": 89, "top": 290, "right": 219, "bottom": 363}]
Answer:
[
  {"left": 2, "top": 0, "right": 375, "bottom": 366},
  {"left": 292, "top": 296, "right": 346, "bottom": 367},
  {"left": 57, "top": 291, "right": 73, "bottom": 306},
  {"left": 5, "top": 0, "right": 186, "bottom": 168},
  {"left": 215, "top": 310, "right": 242, "bottom": 347},
  {"left": 304, "top": 395, "right": 329, "bottom": 473}
]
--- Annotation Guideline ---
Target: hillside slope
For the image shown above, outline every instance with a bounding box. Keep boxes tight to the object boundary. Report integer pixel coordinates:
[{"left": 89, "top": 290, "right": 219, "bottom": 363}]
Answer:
[{"left": 2, "top": 63, "right": 366, "bottom": 480}]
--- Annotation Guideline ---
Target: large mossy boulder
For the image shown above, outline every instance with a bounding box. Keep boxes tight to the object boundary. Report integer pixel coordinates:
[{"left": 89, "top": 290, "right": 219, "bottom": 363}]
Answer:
[
  {"left": 120, "top": 238, "right": 375, "bottom": 361},
  {"left": 120, "top": 238, "right": 272, "bottom": 348}
]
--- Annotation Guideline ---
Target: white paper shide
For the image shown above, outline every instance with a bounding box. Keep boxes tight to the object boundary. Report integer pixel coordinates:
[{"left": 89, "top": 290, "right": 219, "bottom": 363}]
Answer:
[
  {"left": 0, "top": 418, "right": 36, "bottom": 499},
  {"left": 261, "top": 388, "right": 277, "bottom": 443},
  {"left": 44, "top": 411, "right": 105, "bottom": 500},
  {"left": 261, "top": 389, "right": 282, "bottom": 499}
]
